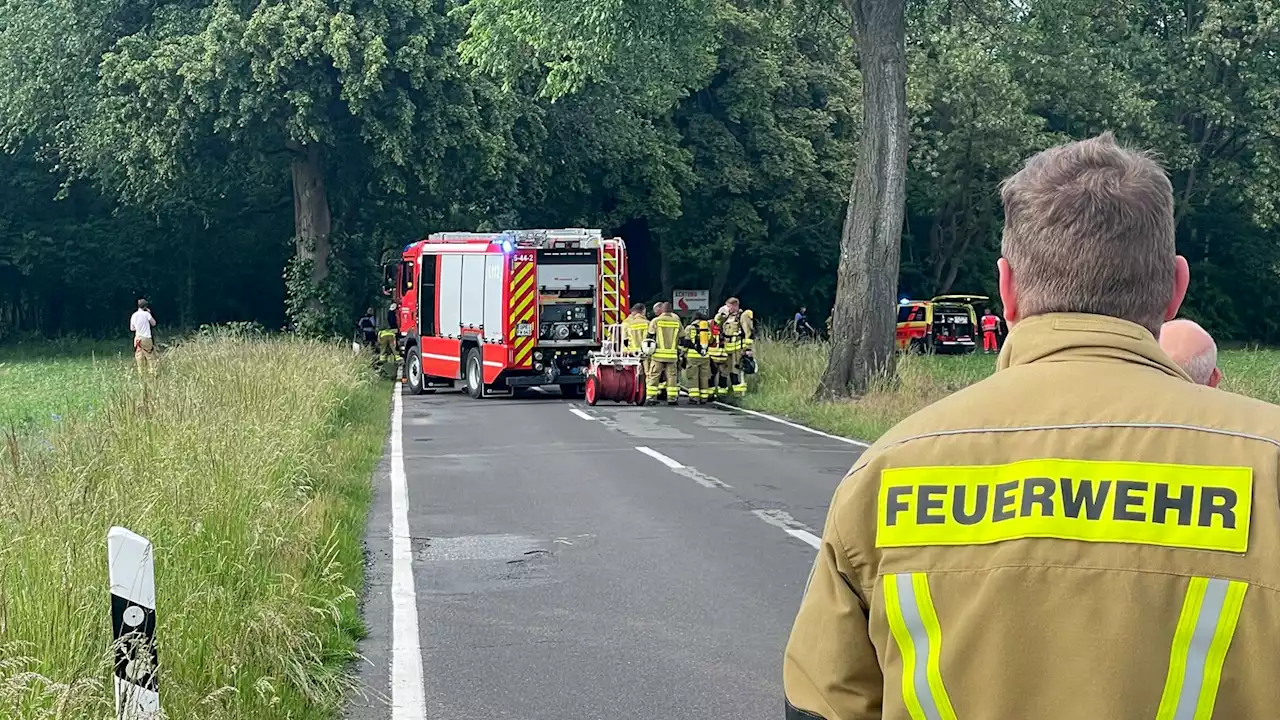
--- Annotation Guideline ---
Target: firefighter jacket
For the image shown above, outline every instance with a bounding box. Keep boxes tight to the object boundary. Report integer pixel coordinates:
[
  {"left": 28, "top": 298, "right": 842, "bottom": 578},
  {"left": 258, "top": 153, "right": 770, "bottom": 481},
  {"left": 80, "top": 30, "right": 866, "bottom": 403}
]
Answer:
[
  {"left": 647, "top": 312, "right": 683, "bottom": 362},
  {"left": 682, "top": 320, "right": 710, "bottom": 358},
  {"left": 708, "top": 322, "right": 729, "bottom": 363},
  {"left": 784, "top": 312, "right": 1280, "bottom": 720},
  {"left": 716, "top": 312, "right": 743, "bottom": 352},
  {"left": 741, "top": 309, "right": 755, "bottom": 348},
  {"left": 624, "top": 312, "right": 650, "bottom": 354}
]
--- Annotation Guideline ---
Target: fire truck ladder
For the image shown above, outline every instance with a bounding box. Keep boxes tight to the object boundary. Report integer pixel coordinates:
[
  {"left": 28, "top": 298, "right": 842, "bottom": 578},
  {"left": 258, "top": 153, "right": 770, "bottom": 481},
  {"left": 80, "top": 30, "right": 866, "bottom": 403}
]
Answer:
[{"left": 600, "top": 236, "right": 628, "bottom": 356}]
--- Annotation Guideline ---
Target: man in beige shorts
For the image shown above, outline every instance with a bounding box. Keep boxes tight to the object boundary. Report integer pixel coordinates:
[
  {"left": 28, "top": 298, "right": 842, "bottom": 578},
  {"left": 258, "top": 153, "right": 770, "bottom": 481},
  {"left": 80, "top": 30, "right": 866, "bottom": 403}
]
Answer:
[{"left": 130, "top": 298, "right": 158, "bottom": 375}]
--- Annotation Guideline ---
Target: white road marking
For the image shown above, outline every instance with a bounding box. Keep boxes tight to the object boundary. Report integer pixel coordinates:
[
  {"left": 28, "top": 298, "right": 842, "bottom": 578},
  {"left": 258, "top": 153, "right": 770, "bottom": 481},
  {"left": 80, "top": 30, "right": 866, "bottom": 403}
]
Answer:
[
  {"left": 712, "top": 402, "right": 870, "bottom": 447},
  {"left": 390, "top": 388, "right": 427, "bottom": 719},
  {"left": 635, "top": 446, "right": 684, "bottom": 469},
  {"left": 570, "top": 408, "right": 596, "bottom": 421},
  {"left": 634, "top": 446, "right": 732, "bottom": 488},
  {"left": 753, "top": 509, "right": 823, "bottom": 549}
]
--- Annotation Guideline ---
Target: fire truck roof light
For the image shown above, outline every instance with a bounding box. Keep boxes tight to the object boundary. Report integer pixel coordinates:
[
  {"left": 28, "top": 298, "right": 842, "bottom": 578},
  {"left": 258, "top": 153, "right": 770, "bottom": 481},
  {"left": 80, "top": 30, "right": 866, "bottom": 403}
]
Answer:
[{"left": 500, "top": 239, "right": 514, "bottom": 253}]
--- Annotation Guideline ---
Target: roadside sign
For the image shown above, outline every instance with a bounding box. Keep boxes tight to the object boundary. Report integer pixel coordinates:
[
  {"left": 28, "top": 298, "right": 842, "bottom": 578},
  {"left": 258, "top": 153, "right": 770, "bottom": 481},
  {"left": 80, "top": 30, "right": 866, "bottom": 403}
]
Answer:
[{"left": 673, "top": 289, "right": 709, "bottom": 314}]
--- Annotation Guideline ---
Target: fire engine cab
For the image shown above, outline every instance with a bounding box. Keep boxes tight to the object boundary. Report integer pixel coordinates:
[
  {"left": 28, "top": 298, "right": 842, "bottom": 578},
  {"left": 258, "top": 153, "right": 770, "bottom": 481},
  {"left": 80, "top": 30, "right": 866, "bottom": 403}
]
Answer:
[{"left": 389, "top": 228, "right": 629, "bottom": 399}]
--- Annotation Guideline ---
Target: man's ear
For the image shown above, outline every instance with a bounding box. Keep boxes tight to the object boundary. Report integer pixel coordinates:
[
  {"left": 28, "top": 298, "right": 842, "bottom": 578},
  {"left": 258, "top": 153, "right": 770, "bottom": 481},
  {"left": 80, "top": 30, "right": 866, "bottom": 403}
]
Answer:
[
  {"left": 1166, "top": 256, "right": 1190, "bottom": 321},
  {"left": 1209, "top": 367, "right": 1222, "bottom": 388},
  {"left": 998, "top": 258, "right": 1019, "bottom": 326}
]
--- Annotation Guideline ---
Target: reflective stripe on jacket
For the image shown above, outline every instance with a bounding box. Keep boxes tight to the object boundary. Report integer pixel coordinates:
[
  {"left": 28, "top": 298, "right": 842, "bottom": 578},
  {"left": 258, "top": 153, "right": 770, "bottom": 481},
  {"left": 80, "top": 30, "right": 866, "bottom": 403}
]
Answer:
[
  {"left": 648, "top": 313, "right": 682, "bottom": 361},
  {"left": 784, "top": 313, "right": 1280, "bottom": 720}
]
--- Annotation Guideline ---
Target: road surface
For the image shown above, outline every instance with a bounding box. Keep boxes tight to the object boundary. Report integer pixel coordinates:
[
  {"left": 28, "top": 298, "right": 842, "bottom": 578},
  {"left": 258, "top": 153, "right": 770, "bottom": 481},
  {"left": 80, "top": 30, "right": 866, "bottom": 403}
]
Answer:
[{"left": 348, "top": 387, "right": 866, "bottom": 720}]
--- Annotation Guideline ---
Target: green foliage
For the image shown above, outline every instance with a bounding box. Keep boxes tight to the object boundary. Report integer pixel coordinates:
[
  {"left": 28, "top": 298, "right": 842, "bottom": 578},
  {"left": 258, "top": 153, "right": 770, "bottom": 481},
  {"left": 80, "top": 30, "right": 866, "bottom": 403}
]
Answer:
[{"left": 3, "top": 0, "right": 1280, "bottom": 345}]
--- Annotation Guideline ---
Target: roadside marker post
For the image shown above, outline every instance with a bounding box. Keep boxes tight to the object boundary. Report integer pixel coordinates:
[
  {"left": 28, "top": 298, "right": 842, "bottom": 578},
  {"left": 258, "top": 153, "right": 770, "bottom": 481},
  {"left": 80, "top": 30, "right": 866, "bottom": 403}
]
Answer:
[{"left": 107, "top": 527, "right": 161, "bottom": 720}]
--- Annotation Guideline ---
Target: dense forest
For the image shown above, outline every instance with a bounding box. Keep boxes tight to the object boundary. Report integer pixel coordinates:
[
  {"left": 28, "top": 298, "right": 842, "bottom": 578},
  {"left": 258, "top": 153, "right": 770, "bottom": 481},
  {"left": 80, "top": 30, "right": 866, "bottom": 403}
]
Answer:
[{"left": 0, "top": 0, "right": 1277, "bottom": 343}]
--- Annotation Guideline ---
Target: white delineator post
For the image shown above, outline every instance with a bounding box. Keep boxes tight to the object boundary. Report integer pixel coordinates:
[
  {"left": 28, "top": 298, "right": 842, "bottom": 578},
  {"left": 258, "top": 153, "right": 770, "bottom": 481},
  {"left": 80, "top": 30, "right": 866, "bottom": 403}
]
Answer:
[{"left": 107, "top": 527, "right": 161, "bottom": 720}]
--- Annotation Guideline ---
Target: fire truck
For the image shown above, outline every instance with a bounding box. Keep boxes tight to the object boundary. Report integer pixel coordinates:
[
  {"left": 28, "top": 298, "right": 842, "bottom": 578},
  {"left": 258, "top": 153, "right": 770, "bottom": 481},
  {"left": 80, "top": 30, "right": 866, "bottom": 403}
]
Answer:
[{"left": 389, "top": 228, "right": 629, "bottom": 398}]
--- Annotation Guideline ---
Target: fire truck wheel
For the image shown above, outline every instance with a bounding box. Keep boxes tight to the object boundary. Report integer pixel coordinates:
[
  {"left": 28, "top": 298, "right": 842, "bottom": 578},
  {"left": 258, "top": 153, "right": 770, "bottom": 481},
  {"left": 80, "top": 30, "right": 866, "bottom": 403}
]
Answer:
[
  {"left": 584, "top": 377, "right": 599, "bottom": 405},
  {"left": 464, "top": 348, "right": 485, "bottom": 399},
  {"left": 405, "top": 347, "right": 425, "bottom": 395}
]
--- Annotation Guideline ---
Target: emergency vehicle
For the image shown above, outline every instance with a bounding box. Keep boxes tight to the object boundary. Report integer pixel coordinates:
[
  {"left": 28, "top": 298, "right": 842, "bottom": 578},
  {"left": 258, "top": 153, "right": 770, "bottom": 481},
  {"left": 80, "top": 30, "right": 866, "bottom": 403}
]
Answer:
[
  {"left": 388, "top": 228, "right": 629, "bottom": 398},
  {"left": 895, "top": 294, "right": 987, "bottom": 354}
]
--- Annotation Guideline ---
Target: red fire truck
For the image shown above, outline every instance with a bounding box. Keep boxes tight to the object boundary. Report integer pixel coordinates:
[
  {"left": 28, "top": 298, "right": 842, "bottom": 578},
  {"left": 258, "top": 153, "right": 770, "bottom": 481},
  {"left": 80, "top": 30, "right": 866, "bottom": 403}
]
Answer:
[{"left": 389, "top": 228, "right": 629, "bottom": 398}]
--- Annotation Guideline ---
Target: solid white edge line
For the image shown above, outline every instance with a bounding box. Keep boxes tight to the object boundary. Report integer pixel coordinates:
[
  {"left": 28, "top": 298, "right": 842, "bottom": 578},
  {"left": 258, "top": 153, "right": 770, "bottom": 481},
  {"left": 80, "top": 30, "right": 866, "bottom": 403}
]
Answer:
[
  {"left": 570, "top": 408, "right": 596, "bottom": 421},
  {"left": 390, "top": 388, "right": 427, "bottom": 719},
  {"left": 712, "top": 402, "right": 871, "bottom": 447},
  {"left": 784, "top": 528, "right": 823, "bottom": 549},
  {"left": 635, "top": 446, "right": 685, "bottom": 469}
]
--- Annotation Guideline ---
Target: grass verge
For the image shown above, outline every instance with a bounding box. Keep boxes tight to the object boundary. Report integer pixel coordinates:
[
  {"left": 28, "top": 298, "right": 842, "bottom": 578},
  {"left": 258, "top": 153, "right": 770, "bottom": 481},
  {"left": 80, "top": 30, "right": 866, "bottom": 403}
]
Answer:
[
  {"left": 0, "top": 330, "right": 391, "bottom": 719},
  {"left": 744, "top": 338, "right": 1280, "bottom": 442}
]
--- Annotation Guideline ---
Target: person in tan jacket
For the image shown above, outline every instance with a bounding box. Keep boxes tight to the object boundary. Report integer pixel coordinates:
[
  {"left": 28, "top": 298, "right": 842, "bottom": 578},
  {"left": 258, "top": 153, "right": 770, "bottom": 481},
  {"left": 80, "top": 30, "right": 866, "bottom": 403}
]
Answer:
[{"left": 783, "top": 132, "right": 1280, "bottom": 720}]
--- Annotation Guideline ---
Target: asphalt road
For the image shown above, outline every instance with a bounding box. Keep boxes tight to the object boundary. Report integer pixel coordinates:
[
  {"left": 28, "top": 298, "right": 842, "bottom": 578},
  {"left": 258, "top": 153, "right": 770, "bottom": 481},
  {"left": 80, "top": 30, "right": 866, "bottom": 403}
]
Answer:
[{"left": 348, "top": 386, "right": 865, "bottom": 720}]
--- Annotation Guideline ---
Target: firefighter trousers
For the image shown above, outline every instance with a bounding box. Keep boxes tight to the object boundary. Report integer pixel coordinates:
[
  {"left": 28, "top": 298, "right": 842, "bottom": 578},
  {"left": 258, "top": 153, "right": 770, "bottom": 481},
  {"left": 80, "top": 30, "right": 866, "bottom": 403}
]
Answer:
[
  {"left": 684, "top": 355, "right": 710, "bottom": 402},
  {"left": 727, "top": 350, "right": 746, "bottom": 396},
  {"left": 647, "top": 359, "right": 679, "bottom": 403},
  {"left": 710, "top": 361, "right": 729, "bottom": 397}
]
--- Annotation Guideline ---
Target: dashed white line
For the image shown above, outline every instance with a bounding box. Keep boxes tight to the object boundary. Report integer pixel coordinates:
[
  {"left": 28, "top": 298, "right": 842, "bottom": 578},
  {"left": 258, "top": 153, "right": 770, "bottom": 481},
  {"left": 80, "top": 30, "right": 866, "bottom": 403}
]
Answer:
[
  {"left": 390, "top": 388, "right": 427, "bottom": 719},
  {"left": 570, "top": 408, "right": 596, "bottom": 421},
  {"left": 712, "top": 402, "right": 871, "bottom": 448},
  {"left": 635, "top": 445, "right": 685, "bottom": 469},
  {"left": 634, "top": 446, "right": 731, "bottom": 488},
  {"left": 753, "top": 509, "right": 823, "bottom": 549}
]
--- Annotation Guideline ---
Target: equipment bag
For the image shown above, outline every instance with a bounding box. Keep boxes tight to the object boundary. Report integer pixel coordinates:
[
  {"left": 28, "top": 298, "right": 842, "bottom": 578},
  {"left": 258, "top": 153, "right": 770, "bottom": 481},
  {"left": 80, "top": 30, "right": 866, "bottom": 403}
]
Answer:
[{"left": 742, "top": 353, "right": 757, "bottom": 375}]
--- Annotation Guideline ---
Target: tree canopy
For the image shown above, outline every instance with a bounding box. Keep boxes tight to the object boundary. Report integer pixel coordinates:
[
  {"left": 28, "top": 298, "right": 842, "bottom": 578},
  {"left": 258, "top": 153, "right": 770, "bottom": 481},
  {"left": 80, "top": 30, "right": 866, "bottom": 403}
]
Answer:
[{"left": 1, "top": 0, "right": 1278, "bottom": 348}]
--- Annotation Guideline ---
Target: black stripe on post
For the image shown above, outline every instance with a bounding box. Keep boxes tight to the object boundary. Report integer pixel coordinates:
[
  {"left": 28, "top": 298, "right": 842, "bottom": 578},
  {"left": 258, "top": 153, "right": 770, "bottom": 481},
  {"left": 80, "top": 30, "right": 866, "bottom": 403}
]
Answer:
[{"left": 111, "top": 592, "right": 159, "bottom": 692}]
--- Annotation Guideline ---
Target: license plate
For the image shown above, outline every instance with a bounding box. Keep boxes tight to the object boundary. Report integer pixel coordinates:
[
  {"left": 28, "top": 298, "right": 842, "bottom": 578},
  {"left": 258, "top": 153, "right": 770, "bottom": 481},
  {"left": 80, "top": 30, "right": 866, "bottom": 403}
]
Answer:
[{"left": 516, "top": 323, "right": 533, "bottom": 337}]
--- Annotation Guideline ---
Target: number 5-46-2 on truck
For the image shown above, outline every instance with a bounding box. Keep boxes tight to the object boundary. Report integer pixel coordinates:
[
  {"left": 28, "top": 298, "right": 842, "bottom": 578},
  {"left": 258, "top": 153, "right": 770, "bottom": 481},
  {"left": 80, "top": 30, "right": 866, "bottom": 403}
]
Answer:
[{"left": 389, "top": 228, "right": 629, "bottom": 399}]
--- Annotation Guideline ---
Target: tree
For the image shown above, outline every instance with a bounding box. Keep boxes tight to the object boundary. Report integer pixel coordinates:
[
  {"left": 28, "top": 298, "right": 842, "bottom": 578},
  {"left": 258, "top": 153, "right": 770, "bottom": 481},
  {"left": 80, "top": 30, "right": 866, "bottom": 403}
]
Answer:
[
  {"left": 0, "top": 0, "right": 513, "bottom": 335},
  {"left": 815, "top": 0, "right": 908, "bottom": 398}
]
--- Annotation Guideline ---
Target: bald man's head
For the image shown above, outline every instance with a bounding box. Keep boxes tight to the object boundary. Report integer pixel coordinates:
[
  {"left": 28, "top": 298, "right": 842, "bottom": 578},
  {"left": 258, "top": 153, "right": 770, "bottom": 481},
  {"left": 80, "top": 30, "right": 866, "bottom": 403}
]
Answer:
[{"left": 1159, "top": 319, "right": 1221, "bottom": 387}]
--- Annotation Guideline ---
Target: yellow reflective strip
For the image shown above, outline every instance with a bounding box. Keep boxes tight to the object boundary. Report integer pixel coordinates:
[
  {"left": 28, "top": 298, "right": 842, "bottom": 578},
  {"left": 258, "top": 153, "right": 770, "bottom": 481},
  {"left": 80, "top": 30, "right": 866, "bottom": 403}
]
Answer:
[
  {"left": 883, "top": 575, "right": 929, "bottom": 720},
  {"left": 1193, "top": 580, "right": 1248, "bottom": 720},
  {"left": 509, "top": 293, "right": 535, "bottom": 324},
  {"left": 912, "top": 574, "right": 957, "bottom": 720},
  {"left": 1156, "top": 578, "right": 1207, "bottom": 720}
]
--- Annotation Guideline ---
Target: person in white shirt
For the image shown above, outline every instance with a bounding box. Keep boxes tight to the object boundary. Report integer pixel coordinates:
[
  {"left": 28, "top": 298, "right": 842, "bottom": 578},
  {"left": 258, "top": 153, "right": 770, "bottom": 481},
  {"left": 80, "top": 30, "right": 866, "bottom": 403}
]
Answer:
[{"left": 130, "top": 298, "right": 158, "bottom": 375}]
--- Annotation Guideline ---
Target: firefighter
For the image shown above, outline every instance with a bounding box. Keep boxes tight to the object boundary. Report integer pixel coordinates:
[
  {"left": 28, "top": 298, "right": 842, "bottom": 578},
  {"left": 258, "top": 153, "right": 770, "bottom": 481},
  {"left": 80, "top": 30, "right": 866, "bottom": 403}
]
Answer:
[
  {"left": 681, "top": 311, "right": 712, "bottom": 404},
  {"left": 357, "top": 308, "right": 377, "bottom": 347},
  {"left": 981, "top": 306, "right": 1001, "bottom": 353},
  {"left": 739, "top": 306, "right": 756, "bottom": 377},
  {"left": 645, "top": 302, "right": 682, "bottom": 405},
  {"left": 623, "top": 302, "right": 652, "bottom": 398},
  {"left": 716, "top": 298, "right": 746, "bottom": 397},
  {"left": 783, "top": 133, "right": 1280, "bottom": 720},
  {"left": 707, "top": 318, "right": 730, "bottom": 398}
]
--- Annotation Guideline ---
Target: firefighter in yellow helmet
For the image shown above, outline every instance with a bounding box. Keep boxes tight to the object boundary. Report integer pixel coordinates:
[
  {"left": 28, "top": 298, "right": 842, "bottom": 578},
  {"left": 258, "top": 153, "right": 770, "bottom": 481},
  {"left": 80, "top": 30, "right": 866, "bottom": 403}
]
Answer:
[
  {"left": 715, "top": 298, "right": 746, "bottom": 397},
  {"left": 783, "top": 134, "right": 1280, "bottom": 720},
  {"left": 646, "top": 302, "right": 683, "bottom": 405},
  {"left": 681, "top": 311, "right": 712, "bottom": 404}
]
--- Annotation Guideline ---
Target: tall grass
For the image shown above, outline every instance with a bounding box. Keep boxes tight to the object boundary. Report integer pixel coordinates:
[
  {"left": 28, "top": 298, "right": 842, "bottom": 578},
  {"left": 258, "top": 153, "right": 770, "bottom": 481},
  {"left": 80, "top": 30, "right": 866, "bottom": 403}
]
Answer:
[
  {"left": 0, "top": 331, "right": 390, "bottom": 719},
  {"left": 745, "top": 337, "right": 1280, "bottom": 441}
]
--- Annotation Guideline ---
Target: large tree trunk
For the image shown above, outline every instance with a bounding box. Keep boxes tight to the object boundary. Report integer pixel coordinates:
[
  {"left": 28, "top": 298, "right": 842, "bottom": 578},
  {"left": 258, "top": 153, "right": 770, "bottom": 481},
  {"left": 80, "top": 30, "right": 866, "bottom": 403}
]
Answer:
[
  {"left": 291, "top": 143, "right": 332, "bottom": 317},
  {"left": 816, "top": 0, "right": 909, "bottom": 399}
]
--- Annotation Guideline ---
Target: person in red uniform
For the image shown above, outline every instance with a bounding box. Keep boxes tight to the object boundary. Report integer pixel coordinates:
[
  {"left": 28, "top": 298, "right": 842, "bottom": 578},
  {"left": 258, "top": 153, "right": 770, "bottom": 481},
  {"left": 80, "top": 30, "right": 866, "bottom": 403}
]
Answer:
[{"left": 981, "top": 307, "right": 1001, "bottom": 353}]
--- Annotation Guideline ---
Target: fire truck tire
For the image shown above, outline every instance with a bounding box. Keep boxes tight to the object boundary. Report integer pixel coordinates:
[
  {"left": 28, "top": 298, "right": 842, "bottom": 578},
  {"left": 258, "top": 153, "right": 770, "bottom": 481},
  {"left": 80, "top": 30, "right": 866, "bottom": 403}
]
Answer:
[
  {"left": 464, "top": 348, "right": 485, "bottom": 399},
  {"left": 584, "top": 376, "right": 599, "bottom": 405},
  {"left": 405, "top": 347, "right": 426, "bottom": 395}
]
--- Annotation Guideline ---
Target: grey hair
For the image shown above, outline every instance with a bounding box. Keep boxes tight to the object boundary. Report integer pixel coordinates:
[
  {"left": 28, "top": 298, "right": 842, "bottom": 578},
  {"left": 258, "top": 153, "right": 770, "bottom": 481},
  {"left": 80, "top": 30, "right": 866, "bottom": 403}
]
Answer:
[{"left": 1180, "top": 343, "right": 1218, "bottom": 385}]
